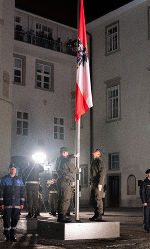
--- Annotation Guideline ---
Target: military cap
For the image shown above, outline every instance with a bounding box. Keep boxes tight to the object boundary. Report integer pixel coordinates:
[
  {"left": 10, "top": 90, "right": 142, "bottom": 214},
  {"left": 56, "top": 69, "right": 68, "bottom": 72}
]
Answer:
[
  {"left": 60, "top": 147, "right": 68, "bottom": 153},
  {"left": 145, "top": 169, "right": 150, "bottom": 174},
  {"left": 9, "top": 163, "right": 16, "bottom": 168}
]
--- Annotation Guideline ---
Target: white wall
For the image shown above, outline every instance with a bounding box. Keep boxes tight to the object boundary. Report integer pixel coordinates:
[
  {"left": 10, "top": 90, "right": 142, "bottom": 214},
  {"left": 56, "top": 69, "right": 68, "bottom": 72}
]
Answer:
[
  {"left": 0, "top": 0, "right": 14, "bottom": 175},
  {"left": 12, "top": 14, "right": 91, "bottom": 204},
  {"left": 87, "top": 0, "right": 150, "bottom": 207}
]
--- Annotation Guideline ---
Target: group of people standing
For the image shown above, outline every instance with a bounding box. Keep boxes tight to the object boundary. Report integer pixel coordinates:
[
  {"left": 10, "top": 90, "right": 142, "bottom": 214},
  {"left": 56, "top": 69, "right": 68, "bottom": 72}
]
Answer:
[
  {"left": 1, "top": 146, "right": 150, "bottom": 242},
  {"left": 0, "top": 146, "right": 106, "bottom": 241}
]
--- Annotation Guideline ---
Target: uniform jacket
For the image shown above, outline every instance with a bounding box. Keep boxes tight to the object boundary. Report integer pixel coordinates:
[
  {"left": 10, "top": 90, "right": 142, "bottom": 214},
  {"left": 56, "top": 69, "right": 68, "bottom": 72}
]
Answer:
[
  {"left": 56, "top": 155, "right": 79, "bottom": 182},
  {"left": 0, "top": 175, "right": 25, "bottom": 208},
  {"left": 140, "top": 178, "right": 150, "bottom": 204},
  {"left": 49, "top": 183, "right": 58, "bottom": 193},
  {"left": 90, "top": 158, "right": 106, "bottom": 189}
]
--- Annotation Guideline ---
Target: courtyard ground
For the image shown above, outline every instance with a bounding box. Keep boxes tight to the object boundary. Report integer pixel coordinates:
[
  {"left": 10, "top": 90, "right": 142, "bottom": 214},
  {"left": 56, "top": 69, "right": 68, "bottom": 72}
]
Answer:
[{"left": 0, "top": 208, "right": 150, "bottom": 249}]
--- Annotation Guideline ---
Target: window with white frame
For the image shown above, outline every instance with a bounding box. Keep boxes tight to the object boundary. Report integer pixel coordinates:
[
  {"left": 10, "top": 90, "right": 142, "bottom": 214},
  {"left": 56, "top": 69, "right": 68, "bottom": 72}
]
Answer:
[
  {"left": 106, "top": 21, "right": 119, "bottom": 54},
  {"left": 14, "top": 16, "right": 22, "bottom": 30},
  {"left": 16, "top": 112, "right": 29, "bottom": 136},
  {"left": 80, "top": 164, "right": 88, "bottom": 188},
  {"left": 108, "top": 153, "right": 119, "bottom": 170},
  {"left": 36, "top": 61, "right": 54, "bottom": 91},
  {"left": 14, "top": 55, "right": 25, "bottom": 85},
  {"left": 36, "top": 23, "right": 52, "bottom": 38},
  {"left": 14, "top": 57, "right": 23, "bottom": 84},
  {"left": 107, "top": 84, "right": 120, "bottom": 121},
  {"left": 36, "top": 23, "right": 41, "bottom": 35},
  {"left": 54, "top": 117, "right": 64, "bottom": 140},
  {"left": 42, "top": 25, "right": 52, "bottom": 37}
]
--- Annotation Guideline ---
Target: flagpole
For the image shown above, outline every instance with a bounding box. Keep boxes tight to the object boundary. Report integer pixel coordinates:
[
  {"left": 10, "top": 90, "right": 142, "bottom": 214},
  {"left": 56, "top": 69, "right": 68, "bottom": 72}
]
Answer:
[
  {"left": 75, "top": 0, "right": 93, "bottom": 220},
  {"left": 75, "top": 0, "right": 80, "bottom": 222},
  {"left": 75, "top": 118, "right": 80, "bottom": 221}
]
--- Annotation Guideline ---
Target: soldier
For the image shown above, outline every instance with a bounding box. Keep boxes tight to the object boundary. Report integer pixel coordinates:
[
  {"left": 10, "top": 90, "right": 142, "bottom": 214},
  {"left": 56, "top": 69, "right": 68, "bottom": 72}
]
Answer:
[
  {"left": 66, "top": 181, "right": 75, "bottom": 216},
  {"left": 37, "top": 184, "right": 43, "bottom": 216},
  {"left": 0, "top": 163, "right": 25, "bottom": 242},
  {"left": 56, "top": 147, "right": 79, "bottom": 223},
  {"left": 140, "top": 169, "right": 150, "bottom": 232},
  {"left": 47, "top": 178, "right": 58, "bottom": 216},
  {"left": 24, "top": 163, "right": 44, "bottom": 218},
  {"left": 89, "top": 149, "right": 106, "bottom": 221}
]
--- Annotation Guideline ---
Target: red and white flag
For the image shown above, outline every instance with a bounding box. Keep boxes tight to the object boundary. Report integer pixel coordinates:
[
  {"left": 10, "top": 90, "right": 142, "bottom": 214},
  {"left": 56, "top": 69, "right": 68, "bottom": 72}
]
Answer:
[{"left": 75, "top": 0, "right": 93, "bottom": 122}]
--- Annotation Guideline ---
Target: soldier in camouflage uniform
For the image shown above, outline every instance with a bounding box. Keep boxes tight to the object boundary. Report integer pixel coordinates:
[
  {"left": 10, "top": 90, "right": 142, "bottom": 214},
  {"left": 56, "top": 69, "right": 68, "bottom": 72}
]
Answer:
[
  {"left": 89, "top": 149, "right": 106, "bottom": 221},
  {"left": 47, "top": 178, "right": 58, "bottom": 216},
  {"left": 24, "top": 163, "right": 44, "bottom": 218},
  {"left": 56, "top": 147, "right": 79, "bottom": 223}
]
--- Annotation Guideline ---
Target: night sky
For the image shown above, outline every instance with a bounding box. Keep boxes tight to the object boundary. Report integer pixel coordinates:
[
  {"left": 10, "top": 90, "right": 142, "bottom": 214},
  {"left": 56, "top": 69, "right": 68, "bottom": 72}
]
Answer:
[{"left": 15, "top": 0, "right": 134, "bottom": 28}]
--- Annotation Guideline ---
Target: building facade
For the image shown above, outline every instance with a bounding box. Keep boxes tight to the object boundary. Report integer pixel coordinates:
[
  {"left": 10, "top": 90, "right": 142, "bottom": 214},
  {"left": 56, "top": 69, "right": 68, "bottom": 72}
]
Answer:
[
  {"left": 1, "top": 0, "right": 150, "bottom": 208},
  {"left": 87, "top": 0, "right": 150, "bottom": 207},
  {"left": 0, "top": 0, "right": 14, "bottom": 176},
  {"left": 11, "top": 8, "right": 91, "bottom": 205},
  {"left": 0, "top": 1, "right": 91, "bottom": 205}
]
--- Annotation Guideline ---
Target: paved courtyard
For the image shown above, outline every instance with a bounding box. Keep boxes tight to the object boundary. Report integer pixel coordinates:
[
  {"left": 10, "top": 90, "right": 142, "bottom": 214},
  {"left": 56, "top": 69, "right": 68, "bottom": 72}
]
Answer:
[{"left": 0, "top": 208, "right": 150, "bottom": 249}]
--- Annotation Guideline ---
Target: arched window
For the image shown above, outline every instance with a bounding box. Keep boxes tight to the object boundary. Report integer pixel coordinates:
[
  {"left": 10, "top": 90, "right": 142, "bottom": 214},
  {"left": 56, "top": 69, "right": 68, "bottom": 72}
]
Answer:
[{"left": 127, "top": 175, "right": 136, "bottom": 195}]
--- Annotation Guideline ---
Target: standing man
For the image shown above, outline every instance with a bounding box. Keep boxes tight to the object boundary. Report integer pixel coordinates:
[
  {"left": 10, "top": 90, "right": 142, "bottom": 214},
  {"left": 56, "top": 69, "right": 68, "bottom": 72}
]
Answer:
[
  {"left": 24, "top": 163, "right": 44, "bottom": 218},
  {"left": 56, "top": 147, "right": 79, "bottom": 223},
  {"left": 140, "top": 169, "right": 150, "bottom": 232},
  {"left": 89, "top": 149, "right": 106, "bottom": 221},
  {"left": 47, "top": 178, "right": 58, "bottom": 216},
  {"left": 0, "top": 163, "right": 25, "bottom": 242}
]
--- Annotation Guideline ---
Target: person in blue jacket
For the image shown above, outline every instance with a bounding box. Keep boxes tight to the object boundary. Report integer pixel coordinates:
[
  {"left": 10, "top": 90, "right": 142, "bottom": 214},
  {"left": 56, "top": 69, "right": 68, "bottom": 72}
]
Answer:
[{"left": 0, "top": 163, "right": 25, "bottom": 242}]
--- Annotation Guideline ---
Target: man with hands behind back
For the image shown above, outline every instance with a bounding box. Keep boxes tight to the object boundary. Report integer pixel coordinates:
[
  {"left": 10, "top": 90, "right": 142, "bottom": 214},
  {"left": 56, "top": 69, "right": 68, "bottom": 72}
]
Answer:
[{"left": 89, "top": 149, "right": 106, "bottom": 222}]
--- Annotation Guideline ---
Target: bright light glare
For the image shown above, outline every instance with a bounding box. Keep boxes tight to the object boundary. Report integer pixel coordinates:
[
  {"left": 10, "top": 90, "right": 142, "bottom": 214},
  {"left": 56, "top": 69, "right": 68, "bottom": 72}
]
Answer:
[{"left": 32, "top": 152, "right": 46, "bottom": 164}]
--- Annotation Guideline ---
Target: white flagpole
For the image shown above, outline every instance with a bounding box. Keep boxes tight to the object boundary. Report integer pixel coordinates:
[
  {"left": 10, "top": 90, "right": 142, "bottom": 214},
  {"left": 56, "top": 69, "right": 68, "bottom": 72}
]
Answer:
[
  {"left": 75, "top": 0, "right": 80, "bottom": 222},
  {"left": 75, "top": 118, "right": 80, "bottom": 221}
]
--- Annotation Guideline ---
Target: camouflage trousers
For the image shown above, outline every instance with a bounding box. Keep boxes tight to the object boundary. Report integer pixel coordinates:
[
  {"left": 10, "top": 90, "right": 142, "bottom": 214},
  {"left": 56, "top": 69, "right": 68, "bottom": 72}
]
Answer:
[
  {"left": 26, "top": 183, "right": 39, "bottom": 215},
  {"left": 90, "top": 187, "right": 103, "bottom": 216},
  {"left": 48, "top": 192, "right": 58, "bottom": 214},
  {"left": 57, "top": 180, "right": 72, "bottom": 216}
]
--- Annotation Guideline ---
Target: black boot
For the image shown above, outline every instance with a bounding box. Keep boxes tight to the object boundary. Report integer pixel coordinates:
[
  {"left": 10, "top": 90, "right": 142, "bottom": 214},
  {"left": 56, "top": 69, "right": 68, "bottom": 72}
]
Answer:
[
  {"left": 32, "top": 214, "right": 37, "bottom": 218},
  {"left": 5, "top": 235, "right": 10, "bottom": 242},
  {"left": 57, "top": 214, "right": 72, "bottom": 223},
  {"left": 26, "top": 212, "right": 32, "bottom": 218},
  {"left": 52, "top": 212, "right": 56, "bottom": 216},
  {"left": 93, "top": 215, "right": 102, "bottom": 221},
  {"left": 89, "top": 213, "right": 98, "bottom": 221},
  {"left": 10, "top": 235, "right": 17, "bottom": 242},
  {"left": 89, "top": 212, "right": 102, "bottom": 221}
]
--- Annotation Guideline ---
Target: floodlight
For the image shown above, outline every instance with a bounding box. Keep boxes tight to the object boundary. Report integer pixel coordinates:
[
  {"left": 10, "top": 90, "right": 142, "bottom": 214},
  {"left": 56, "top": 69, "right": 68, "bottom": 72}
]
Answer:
[{"left": 32, "top": 152, "right": 46, "bottom": 164}]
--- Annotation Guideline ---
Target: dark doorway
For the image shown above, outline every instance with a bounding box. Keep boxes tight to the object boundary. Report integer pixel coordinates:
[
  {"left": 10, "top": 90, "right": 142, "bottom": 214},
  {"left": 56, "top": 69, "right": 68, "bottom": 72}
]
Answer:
[{"left": 108, "top": 175, "right": 120, "bottom": 207}]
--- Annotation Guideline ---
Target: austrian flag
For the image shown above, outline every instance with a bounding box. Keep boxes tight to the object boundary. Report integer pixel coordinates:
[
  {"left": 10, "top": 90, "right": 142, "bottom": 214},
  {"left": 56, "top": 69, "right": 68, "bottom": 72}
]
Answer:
[{"left": 75, "top": 0, "right": 93, "bottom": 122}]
